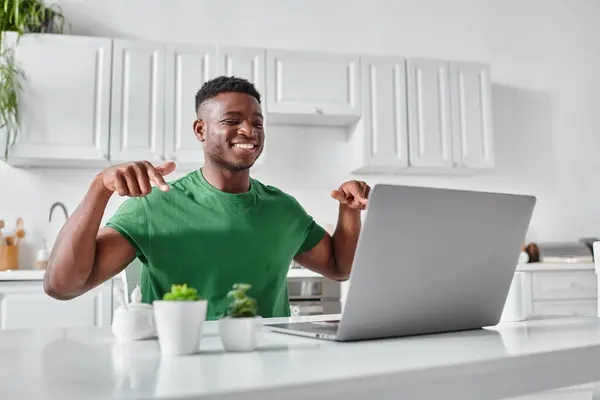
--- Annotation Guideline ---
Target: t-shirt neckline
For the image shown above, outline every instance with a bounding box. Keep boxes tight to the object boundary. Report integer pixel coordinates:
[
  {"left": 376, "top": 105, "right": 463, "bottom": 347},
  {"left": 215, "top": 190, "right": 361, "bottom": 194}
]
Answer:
[{"left": 195, "top": 168, "right": 257, "bottom": 205}]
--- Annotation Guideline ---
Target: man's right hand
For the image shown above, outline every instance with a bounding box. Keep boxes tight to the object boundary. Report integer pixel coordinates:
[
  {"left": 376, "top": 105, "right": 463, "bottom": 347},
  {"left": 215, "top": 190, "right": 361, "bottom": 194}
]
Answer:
[{"left": 100, "top": 160, "right": 176, "bottom": 197}]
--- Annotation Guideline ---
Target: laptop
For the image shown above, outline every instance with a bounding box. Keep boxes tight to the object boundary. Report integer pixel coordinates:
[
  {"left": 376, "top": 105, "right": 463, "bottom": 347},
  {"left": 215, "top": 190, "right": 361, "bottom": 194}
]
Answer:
[{"left": 267, "top": 184, "right": 536, "bottom": 341}]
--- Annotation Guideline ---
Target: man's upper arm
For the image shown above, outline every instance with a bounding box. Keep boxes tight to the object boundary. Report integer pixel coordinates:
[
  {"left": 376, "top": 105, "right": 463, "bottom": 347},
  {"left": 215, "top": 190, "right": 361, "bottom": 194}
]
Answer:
[
  {"left": 86, "top": 197, "right": 150, "bottom": 288},
  {"left": 294, "top": 232, "right": 344, "bottom": 280},
  {"left": 286, "top": 198, "right": 341, "bottom": 280},
  {"left": 105, "top": 197, "right": 150, "bottom": 263},
  {"left": 85, "top": 227, "right": 137, "bottom": 288}
]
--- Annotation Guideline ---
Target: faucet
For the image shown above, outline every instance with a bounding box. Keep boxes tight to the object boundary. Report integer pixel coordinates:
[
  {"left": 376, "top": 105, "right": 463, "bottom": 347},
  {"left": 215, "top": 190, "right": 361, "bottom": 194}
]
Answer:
[{"left": 49, "top": 202, "right": 69, "bottom": 222}]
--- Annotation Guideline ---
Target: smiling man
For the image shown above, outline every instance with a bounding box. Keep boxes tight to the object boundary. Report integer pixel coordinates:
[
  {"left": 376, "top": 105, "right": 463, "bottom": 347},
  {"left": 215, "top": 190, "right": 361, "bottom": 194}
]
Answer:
[{"left": 43, "top": 76, "right": 370, "bottom": 320}]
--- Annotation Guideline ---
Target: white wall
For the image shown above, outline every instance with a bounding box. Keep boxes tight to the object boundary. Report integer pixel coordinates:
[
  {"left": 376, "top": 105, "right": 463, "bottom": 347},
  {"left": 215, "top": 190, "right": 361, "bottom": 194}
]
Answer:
[{"left": 2, "top": 0, "right": 600, "bottom": 268}]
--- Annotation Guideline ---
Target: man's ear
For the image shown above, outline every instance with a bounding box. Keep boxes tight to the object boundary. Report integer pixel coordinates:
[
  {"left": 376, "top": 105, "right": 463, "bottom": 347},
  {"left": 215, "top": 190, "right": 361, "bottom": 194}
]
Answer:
[{"left": 193, "top": 119, "right": 205, "bottom": 142}]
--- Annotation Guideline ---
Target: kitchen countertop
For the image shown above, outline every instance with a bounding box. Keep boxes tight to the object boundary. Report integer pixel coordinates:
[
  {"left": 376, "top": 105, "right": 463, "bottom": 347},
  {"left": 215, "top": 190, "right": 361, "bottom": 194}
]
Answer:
[
  {"left": 0, "top": 269, "right": 123, "bottom": 281},
  {"left": 0, "top": 269, "right": 48, "bottom": 280},
  {"left": 4, "top": 262, "right": 594, "bottom": 282},
  {"left": 0, "top": 267, "right": 324, "bottom": 281},
  {"left": 2, "top": 315, "right": 600, "bottom": 400}
]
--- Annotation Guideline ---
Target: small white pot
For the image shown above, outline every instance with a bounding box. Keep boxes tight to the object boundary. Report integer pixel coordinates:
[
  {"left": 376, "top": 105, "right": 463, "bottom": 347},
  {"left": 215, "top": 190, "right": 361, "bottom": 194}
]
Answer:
[
  {"left": 218, "top": 316, "right": 262, "bottom": 352},
  {"left": 153, "top": 300, "right": 208, "bottom": 356}
]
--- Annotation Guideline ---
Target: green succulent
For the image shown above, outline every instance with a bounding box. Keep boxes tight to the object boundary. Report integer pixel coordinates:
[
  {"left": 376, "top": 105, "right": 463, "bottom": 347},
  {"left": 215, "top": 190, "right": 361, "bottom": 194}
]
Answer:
[
  {"left": 226, "top": 283, "right": 257, "bottom": 318},
  {"left": 162, "top": 284, "right": 200, "bottom": 301}
]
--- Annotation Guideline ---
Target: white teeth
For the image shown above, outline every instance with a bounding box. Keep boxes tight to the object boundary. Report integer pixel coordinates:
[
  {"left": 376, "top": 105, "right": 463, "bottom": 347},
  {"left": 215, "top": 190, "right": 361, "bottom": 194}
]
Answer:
[{"left": 233, "top": 143, "right": 255, "bottom": 149}]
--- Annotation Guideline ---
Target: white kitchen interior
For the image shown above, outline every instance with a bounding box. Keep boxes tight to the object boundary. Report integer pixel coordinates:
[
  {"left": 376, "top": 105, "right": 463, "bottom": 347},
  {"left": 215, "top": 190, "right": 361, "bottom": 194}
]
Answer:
[{"left": 1, "top": 0, "right": 600, "bottom": 399}]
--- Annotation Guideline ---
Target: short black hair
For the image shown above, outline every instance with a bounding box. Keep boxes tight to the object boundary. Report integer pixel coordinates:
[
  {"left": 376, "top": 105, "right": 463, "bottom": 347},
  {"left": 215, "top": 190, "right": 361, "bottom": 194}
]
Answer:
[{"left": 195, "top": 75, "right": 261, "bottom": 112}]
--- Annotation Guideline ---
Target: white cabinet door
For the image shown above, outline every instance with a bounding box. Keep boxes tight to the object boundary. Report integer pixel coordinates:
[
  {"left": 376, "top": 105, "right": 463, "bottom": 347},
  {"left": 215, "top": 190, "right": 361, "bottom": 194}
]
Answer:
[
  {"left": 2, "top": 33, "right": 111, "bottom": 166},
  {"left": 110, "top": 40, "right": 165, "bottom": 164},
  {"left": 217, "top": 46, "right": 267, "bottom": 167},
  {"left": 266, "top": 50, "right": 360, "bottom": 125},
  {"left": 217, "top": 46, "right": 266, "bottom": 97},
  {"left": 450, "top": 61, "right": 494, "bottom": 169},
  {"left": 164, "top": 44, "right": 216, "bottom": 167},
  {"left": 350, "top": 56, "right": 409, "bottom": 173},
  {"left": 406, "top": 58, "right": 453, "bottom": 168},
  {"left": 0, "top": 281, "right": 112, "bottom": 330}
]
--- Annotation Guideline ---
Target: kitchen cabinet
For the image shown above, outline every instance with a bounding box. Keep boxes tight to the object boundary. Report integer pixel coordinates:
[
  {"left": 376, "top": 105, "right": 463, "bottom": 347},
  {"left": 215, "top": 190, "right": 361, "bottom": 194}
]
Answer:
[
  {"left": 450, "top": 61, "right": 495, "bottom": 170},
  {"left": 1, "top": 32, "right": 112, "bottom": 167},
  {"left": 516, "top": 265, "right": 598, "bottom": 318},
  {"left": 164, "top": 43, "right": 216, "bottom": 167},
  {"left": 349, "top": 56, "right": 409, "bottom": 173},
  {"left": 406, "top": 58, "right": 454, "bottom": 169},
  {"left": 2, "top": 33, "right": 496, "bottom": 174},
  {"left": 217, "top": 46, "right": 266, "bottom": 98},
  {"left": 110, "top": 39, "right": 166, "bottom": 164},
  {"left": 0, "top": 280, "right": 112, "bottom": 330},
  {"left": 266, "top": 49, "right": 361, "bottom": 125}
]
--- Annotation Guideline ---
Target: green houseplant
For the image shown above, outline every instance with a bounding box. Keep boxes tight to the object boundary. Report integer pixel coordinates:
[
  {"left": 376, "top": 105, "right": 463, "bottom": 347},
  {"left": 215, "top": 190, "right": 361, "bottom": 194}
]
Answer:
[
  {"left": 219, "top": 283, "right": 261, "bottom": 352},
  {"left": 0, "top": 0, "right": 67, "bottom": 160},
  {"left": 226, "top": 283, "right": 257, "bottom": 318},
  {"left": 162, "top": 284, "right": 200, "bottom": 301},
  {"left": 153, "top": 284, "right": 208, "bottom": 356}
]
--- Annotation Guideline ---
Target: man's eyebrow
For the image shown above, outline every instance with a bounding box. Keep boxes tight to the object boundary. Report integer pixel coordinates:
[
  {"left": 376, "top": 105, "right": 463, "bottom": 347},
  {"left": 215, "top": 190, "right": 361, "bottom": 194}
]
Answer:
[
  {"left": 221, "top": 111, "right": 264, "bottom": 119},
  {"left": 222, "top": 111, "right": 243, "bottom": 117}
]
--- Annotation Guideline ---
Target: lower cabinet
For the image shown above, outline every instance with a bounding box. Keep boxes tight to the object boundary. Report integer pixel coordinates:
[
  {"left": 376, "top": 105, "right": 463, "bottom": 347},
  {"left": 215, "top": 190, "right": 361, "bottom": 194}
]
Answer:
[
  {"left": 520, "top": 268, "right": 598, "bottom": 318},
  {"left": 0, "top": 280, "right": 113, "bottom": 330}
]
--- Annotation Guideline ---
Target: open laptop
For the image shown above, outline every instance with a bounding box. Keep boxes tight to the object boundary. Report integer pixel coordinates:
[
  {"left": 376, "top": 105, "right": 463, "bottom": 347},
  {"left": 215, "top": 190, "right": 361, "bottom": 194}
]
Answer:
[{"left": 267, "top": 184, "right": 536, "bottom": 341}]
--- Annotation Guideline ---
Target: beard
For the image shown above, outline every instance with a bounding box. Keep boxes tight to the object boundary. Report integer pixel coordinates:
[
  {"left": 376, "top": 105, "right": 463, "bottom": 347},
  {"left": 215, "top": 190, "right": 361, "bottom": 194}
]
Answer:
[{"left": 206, "top": 147, "right": 263, "bottom": 171}]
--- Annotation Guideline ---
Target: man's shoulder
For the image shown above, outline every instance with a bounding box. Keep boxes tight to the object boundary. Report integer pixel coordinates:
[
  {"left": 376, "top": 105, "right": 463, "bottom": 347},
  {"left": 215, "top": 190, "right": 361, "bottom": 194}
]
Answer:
[
  {"left": 142, "top": 171, "right": 200, "bottom": 201},
  {"left": 254, "top": 179, "right": 299, "bottom": 203}
]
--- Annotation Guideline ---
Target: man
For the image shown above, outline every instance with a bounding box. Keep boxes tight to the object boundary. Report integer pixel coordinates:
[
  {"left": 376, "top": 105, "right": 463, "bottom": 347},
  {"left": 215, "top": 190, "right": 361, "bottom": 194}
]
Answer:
[{"left": 44, "top": 76, "right": 370, "bottom": 320}]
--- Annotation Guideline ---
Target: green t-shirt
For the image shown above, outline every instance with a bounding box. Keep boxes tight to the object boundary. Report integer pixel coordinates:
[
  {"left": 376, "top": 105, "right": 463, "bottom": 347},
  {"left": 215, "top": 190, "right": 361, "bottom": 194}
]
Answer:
[{"left": 105, "top": 169, "right": 325, "bottom": 320}]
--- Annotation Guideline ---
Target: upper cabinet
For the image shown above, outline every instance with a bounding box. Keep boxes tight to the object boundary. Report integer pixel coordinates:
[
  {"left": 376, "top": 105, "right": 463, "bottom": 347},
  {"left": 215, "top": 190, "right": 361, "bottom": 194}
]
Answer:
[
  {"left": 110, "top": 40, "right": 165, "bottom": 164},
  {"left": 406, "top": 58, "right": 453, "bottom": 169},
  {"left": 350, "top": 56, "right": 409, "bottom": 173},
  {"left": 449, "top": 62, "right": 495, "bottom": 170},
  {"left": 217, "top": 46, "right": 265, "bottom": 96},
  {"left": 351, "top": 57, "right": 495, "bottom": 173},
  {"left": 1, "top": 32, "right": 112, "bottom": 167},
  {"left": 164, "top": 43, "right": 216, "bottom": 167},
  {"left": 1, "top": 33, "right": 494, "bottom": 175},
  {"left": 266, "top": 50, "right": 361, "bottom": 125}
]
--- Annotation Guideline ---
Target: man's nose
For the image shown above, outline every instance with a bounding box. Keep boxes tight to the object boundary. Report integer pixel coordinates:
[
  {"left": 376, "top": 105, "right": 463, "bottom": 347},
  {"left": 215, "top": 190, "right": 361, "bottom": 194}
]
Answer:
[{"left": 237, "top": 121, "right": 255, "bottom": 136}]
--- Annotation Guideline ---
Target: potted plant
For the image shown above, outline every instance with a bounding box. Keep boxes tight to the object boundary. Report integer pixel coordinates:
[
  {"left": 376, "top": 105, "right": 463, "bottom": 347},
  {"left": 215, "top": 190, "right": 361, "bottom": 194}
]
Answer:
[
  {"left": 219, "top": 283, "right": 261, "bottom": 352},
  {"left": 153, "top": 284, "right": 208, "bottom": 356},
  {"left": 0, "top": 0, "right": 67, "bottom": 160}
]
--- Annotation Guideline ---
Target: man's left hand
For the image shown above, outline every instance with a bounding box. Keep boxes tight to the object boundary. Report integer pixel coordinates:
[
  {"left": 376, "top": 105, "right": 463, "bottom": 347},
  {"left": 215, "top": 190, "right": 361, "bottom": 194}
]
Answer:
[{"left": 331, "top": 180, "right": 371, "bottom": 211}]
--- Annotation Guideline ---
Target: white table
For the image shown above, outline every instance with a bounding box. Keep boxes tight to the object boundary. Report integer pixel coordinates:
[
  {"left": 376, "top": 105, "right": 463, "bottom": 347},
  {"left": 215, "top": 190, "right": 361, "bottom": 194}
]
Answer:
[{"left": 2, "top": 315, "right": 600, "bottom": 400}]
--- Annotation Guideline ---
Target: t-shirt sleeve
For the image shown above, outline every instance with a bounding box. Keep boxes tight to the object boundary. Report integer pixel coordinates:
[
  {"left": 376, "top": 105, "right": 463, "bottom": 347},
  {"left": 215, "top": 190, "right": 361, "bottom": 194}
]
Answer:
[
  {"left": 105, "top": 197, "right": 150, "bottom": 263},
  {"left": 290, "top": 197, "right": 326, "bottom": 255},
  {"left": 296, "top": 220, "right": 327, "bottom": 254}
]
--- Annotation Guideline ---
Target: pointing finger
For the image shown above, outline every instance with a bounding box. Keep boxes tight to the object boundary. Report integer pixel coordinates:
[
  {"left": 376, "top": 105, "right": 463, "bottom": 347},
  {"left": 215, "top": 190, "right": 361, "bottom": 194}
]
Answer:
[
  {"left": 156, "top": 161, "right": 176, "bottom": 176},
  {"left": 347, "top": 183, "right": 368, "bottom": 206},
  {"left": 144, "top": 162, "right": 170, "bottom": 192},
  {"left": 330, "top": 189, "right": 347, "bottom": 203}
]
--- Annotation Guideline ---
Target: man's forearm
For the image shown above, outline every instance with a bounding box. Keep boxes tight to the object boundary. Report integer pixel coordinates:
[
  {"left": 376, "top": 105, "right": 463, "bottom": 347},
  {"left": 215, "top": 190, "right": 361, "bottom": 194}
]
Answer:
[
  {"left": 44, "top": 174, "right": 112, "bottom": 299},
  {"left": 331, "top": 204, "right": 362, "bottom": 280}
]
